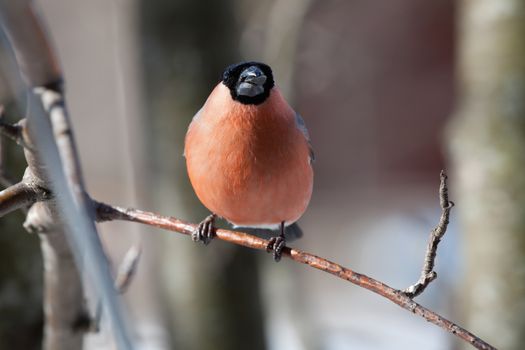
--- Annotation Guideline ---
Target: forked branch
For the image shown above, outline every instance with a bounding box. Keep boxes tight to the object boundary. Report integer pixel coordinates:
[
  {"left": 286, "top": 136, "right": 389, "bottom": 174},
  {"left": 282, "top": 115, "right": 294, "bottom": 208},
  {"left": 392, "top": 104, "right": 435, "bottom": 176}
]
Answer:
[
  {"left": 93, "top": 193, "right": 495, "bottom": 350},
  {"left": 0, "top": 180, "right": 49, "bottom": 216}
]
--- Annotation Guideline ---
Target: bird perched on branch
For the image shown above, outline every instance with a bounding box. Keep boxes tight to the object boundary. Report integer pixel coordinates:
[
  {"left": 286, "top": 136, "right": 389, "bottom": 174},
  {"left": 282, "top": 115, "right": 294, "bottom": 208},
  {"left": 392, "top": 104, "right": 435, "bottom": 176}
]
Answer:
[{"left": 184, "top": 61, "right": 314, "bottom": 261}]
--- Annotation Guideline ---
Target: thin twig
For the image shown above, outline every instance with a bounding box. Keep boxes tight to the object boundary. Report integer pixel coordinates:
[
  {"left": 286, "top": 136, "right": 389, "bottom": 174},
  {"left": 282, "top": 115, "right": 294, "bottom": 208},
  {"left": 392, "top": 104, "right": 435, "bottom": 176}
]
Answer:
[
  {"left": 404, "top": 170, "right": 455, "bottom": 298},
  {"left": 94, "top": 200, "right": 496, "bottom": 350}
]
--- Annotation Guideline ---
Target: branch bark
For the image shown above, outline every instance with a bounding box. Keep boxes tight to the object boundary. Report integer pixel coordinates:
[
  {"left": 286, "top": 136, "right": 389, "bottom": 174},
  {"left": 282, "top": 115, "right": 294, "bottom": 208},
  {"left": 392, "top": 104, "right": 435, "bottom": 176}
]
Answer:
[
  {"left": 0, "top": 180, "right": 48, "bottom": 216},
  {"left": 0, "top": 2, "right": 134, "bottom": 349},
  {"left": 94, "top": 200, "right": 496, "bottom": 350},
  {"left": 403, "top": 170, "right": 454, "bottom": 297}
]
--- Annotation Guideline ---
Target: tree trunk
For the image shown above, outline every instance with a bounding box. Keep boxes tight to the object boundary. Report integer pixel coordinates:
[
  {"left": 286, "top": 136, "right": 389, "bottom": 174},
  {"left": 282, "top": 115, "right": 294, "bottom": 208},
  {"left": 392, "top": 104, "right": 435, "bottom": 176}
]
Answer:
[{"left": 448, "top": 1, "right": 525, "bottom": 349}]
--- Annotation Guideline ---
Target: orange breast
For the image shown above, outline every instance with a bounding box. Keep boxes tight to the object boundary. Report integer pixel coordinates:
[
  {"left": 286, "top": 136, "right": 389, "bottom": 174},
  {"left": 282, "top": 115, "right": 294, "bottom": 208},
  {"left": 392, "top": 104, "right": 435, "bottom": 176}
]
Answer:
[{"left": 184, "top": 84, "right": 313, "bottom": 227}]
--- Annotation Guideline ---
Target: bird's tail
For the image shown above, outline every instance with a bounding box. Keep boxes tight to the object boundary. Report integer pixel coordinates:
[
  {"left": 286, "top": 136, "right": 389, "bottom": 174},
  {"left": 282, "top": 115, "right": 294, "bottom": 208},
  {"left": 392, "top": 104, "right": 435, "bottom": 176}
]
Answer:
[{"left": 241, "top": 222, "right": 303, "bottom": 242}]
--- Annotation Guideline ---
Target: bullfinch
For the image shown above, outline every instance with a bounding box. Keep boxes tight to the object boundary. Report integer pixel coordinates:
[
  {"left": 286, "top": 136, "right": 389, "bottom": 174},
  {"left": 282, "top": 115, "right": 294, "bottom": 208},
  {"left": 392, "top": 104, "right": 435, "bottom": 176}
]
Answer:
[{"left": 184, "top": 61, "right": 314, "bottom": 261}]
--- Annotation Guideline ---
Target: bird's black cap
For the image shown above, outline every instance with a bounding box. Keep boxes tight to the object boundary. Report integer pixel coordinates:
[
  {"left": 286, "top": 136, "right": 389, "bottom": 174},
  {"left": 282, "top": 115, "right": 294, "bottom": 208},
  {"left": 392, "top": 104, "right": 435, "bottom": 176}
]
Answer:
[{"left": 221, "top": 61, "right": 275, "bottom": 105}]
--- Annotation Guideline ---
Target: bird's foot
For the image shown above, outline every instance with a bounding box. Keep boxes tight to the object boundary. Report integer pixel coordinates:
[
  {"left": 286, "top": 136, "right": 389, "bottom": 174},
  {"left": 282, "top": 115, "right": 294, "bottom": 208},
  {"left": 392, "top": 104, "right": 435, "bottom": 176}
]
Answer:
[
  {"left": 266, "top": 221, "right": 286, "bottom": 262},
  {"left": 192, "top": 214, "right": 216, "bottom": 245}
]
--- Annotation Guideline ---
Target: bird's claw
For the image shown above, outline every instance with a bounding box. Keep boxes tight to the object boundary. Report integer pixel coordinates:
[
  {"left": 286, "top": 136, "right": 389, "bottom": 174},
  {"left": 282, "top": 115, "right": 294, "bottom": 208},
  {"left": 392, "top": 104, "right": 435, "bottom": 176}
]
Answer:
[
  {"left": 266, "top": 236, "right": 286, "bottom": 262},
  {"left": 192, "top": 214, "right": 216, "bottom": 245}
]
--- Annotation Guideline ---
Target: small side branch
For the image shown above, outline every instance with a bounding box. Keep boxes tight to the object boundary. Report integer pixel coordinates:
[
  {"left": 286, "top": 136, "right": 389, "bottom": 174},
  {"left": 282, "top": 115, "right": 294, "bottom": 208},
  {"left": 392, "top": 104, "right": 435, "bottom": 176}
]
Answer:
[
  {"left": 0, "top": 180, "right": 50, "bottom": 217},
  {"left": 403, "top": 170, "right": 454, "bottom": 298},
  {"left": 93, "top": 200, "right": 494, "bottom": 350},
  {"left": 115, "top": 244, "right": 142, "bottom": 294},
  {"left": 89, "top": 244, "right": 142, "bottom": 333}
]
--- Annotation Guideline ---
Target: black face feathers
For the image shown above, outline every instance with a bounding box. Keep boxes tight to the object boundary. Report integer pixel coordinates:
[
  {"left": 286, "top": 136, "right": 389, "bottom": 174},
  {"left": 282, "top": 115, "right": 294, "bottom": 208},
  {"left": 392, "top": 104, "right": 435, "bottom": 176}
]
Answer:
[{"left": 221, "top": 61, "right": 275, "bottom": 105}]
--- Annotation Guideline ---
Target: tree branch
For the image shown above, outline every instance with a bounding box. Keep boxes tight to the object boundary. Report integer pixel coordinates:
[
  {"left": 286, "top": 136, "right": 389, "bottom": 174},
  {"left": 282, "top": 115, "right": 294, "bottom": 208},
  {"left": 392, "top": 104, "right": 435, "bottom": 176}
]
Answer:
[
  {"left": 0, "top": 2, "right": 134, "bottom": 349},
  {"left": 94, "top": 200, "right": 496, "bottom": 350},
  {"left": 403, "top": 170, "right": 454, "bottom": 298},
  {"left": 0, "top": 179, "right": 49, "bottom": 216}
]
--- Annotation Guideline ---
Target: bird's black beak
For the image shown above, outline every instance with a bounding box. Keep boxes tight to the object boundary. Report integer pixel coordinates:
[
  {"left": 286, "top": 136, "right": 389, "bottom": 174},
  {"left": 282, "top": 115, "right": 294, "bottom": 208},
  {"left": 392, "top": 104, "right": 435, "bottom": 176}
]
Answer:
[
  {"left": 239, "top": 66, "right": 267, "bottom": 86},
  {"left": 237, "top": 66, "right": 267, "bottom": 97},
  {"left": 243, "top": 69, "right": 267, "bottom": 85}
]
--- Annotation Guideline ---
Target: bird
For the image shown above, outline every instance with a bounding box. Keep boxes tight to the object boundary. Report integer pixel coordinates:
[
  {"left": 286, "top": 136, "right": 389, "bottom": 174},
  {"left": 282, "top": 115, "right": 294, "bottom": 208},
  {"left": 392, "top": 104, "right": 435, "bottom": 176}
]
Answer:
[{"left": 184, "top": 61, "right": 314, "bottom": 261}]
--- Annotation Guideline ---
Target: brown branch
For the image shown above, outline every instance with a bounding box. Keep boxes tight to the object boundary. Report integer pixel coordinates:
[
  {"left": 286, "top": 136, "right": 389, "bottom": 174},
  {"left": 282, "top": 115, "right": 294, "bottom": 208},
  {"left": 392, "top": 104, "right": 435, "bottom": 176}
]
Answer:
[
  {"left": 0, "top": 115, "right": 49, "bottom": 214},
  {"left": 94, "top": 200, "right": 496, "bottom": 350},
  {"left": 0, "top": 117, "right": 31, "bottom": 216},
  {"left": 0, "top": 179, "right": 49, "bottom": 216},
  {"left": 403, "top": 170, "right": 455, "bottom": 298}
]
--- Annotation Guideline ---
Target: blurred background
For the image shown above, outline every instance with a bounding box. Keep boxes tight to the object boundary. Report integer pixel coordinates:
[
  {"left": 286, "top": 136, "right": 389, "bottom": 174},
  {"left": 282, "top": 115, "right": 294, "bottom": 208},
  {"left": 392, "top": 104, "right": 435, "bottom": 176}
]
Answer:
[{"left": 0, "top": 0, "right": 524, "bottom": 349}]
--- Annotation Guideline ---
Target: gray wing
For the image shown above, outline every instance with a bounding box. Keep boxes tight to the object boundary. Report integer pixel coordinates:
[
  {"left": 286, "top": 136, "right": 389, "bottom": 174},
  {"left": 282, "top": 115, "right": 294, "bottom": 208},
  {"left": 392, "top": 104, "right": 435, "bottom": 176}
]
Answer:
[
  {"left": 183, "top": 108, "right": 202, "bottom": 158},
  {"left": 190, "top": 107, "right": 202, "bottom": 123},
  {"left": 295, "top": 112, "right": 315, "bottom": 163}
]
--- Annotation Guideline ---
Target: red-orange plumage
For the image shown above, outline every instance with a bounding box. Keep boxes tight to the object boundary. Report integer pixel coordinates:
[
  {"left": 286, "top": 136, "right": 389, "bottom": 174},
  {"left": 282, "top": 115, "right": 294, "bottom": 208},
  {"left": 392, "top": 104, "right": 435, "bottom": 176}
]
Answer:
[{"left": 185, "top": 83, "right": 313, "bottom": 228}]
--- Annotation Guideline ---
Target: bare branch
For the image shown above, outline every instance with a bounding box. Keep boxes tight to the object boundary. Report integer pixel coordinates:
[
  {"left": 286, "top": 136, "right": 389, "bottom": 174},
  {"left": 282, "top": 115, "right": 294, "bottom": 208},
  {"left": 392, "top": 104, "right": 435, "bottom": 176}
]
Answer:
[
  {"left": 94, "top": 200, "right": 495, "bottom": 350},
  {"left": 0, "top": 1, "right": 61, "bottom": 86},
  {"left": 0, "top": 2, "right": 134, "bottom": 349},
  {"left": 29, "top": 85, "right": 135, "bottom": 349},
  {"left": 88, "top": 244, "right": 142, "bottom": 334},
  {"left": 404, "top": 170, "right": 455, "bottom": 298},
  {"left": 27, "top": 78, "right": 136, "bottom": 348},
  {"left": 0, "top": 179, "right": 49, "bottom": 216}
]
